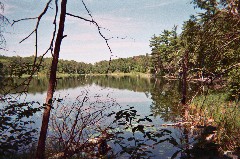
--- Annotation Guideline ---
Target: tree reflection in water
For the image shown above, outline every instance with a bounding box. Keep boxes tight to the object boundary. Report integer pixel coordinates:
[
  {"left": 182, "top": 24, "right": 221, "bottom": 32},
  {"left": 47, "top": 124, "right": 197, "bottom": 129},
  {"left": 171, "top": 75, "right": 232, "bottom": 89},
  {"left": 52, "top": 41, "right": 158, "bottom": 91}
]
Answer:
[{"left": 0, "top": 76, "right": 235, "bottom": 158}]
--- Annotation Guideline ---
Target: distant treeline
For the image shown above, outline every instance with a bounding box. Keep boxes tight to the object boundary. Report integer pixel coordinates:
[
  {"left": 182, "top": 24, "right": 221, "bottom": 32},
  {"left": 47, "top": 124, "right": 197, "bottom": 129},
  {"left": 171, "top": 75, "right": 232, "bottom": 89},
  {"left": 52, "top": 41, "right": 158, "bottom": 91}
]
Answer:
[{"left": 0, "top": 54, "right": 152, "bottom": 77}]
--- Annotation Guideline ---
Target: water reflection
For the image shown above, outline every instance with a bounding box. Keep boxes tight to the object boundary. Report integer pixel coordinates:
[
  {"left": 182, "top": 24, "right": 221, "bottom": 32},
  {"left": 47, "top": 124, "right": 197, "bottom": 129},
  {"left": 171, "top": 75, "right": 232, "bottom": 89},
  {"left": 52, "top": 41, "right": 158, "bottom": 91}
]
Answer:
[
  {"left": 0, "top": 76, "right": 221, "bottom": 158},
  {"left": 1, "top": 75, "right": 198, "bottom": 123}
]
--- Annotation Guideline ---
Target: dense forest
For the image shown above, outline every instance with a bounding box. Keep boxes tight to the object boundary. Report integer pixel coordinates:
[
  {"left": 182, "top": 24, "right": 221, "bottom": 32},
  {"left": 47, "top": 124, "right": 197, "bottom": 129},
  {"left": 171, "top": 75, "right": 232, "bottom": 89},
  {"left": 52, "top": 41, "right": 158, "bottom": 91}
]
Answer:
[{"left": 0, "top": 54, "right": 151, "bottom": 76}]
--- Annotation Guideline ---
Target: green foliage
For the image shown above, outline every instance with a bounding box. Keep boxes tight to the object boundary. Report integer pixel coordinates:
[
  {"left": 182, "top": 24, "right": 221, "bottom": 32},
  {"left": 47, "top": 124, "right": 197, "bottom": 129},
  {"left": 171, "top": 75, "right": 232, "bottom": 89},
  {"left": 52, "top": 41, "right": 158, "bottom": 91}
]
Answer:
[
  {"left": 227, "top": 67, "right": 240, "bottom": 102},
  {"left": 191, "top": 91, "right": 240, "bottom": 151},
  {"left": 149, "top": 26, "right": 181, "bottom": 76},
  {"left": 185, "top": 0, "right": 240, "bottom": 99},
  {"left": 151, "top": 1, "right": 239, "bottom": 76},
  {"left": 0, "top": 54, "right": 151, "bottom": 77},
  {"left": 148, "top": 0, "right": 240, "bottom": 153},
  {"left": 93, "top": 55, "right": 151, "bottom": 74},
  {"left": 149, "top": 0, "right": 240, "bottom": 94}
]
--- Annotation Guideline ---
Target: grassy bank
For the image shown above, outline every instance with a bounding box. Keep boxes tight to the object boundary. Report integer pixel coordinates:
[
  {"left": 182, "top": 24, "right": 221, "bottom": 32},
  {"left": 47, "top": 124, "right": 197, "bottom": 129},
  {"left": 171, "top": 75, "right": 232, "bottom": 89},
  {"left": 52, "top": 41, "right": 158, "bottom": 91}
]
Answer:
[{"left": 190, "top": 91, "right": 240, "bottom": 153}]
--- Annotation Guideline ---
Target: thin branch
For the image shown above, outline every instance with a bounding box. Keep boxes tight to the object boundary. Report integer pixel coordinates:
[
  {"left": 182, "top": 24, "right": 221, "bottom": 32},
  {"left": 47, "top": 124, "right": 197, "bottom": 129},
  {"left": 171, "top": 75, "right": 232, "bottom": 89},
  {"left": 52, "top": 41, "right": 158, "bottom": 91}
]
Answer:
[
  {"left": 12, "top": 17, "right": 38, "bottom": 26},
  {"left": 19, "top": 30, "right": 35, "bottom": 44},
  {"left": 17, "top": 0, "right": 52, "bottom": 44},
  {"left": 66, "top": 12, "right": 113, "bottom": 72},
  {"left": 81, "top": 0, "right": 92, "bottom": 19},
  {"left": 5, "top": 0, "right": 57, "bottom": 95},
  {"left": 67, "top": 0, "right": 135, "bottom": 74},
  {"left": 66, "top": 13, "right": 93, "bottom": 24},
  {"left": 81, "top": 0, "right": 114, "bottom": 73}
]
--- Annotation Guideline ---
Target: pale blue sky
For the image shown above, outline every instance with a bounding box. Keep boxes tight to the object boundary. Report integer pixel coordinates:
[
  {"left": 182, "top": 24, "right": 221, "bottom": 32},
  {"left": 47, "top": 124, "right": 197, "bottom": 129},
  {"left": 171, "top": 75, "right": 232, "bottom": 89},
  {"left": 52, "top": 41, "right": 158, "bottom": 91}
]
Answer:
[{"left": 2, "top": 0, "right": 198, "bottom": 63}]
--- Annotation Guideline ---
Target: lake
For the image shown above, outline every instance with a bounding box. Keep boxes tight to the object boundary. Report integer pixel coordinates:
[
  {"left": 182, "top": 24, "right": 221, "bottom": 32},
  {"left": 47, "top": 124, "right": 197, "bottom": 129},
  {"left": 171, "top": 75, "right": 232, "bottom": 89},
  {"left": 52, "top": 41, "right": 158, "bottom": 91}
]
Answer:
[{"left": 0, "top": 75, "right": 221, "bottom": 158}]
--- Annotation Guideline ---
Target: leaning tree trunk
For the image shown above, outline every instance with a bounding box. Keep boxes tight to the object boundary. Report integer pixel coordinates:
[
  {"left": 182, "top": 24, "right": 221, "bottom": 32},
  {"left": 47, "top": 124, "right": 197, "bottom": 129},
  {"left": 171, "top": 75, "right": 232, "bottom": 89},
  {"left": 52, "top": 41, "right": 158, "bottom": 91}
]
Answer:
[
  {"left": 237, "top": 0, "right": 240, "bottom": 14},
  {"left": 181, "top": 49, "right": 188, "bottom": 120},
  {"left": 181, "top": 50, "right": 190, "bottom": 158},
  {"left": 35, "top": 0, "right": 67, "bottom": 158}
]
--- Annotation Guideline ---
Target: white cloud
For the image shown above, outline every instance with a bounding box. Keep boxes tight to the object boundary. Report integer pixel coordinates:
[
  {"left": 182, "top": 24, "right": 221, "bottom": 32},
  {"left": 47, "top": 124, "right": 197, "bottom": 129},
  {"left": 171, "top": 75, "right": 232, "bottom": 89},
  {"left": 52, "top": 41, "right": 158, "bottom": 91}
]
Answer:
[
  {"left": 91, "top": 14, "right": 144, "bottom": 36},
  {"left": 143, "top": 2, "right": 171, "bottom": 8},
  {"left": 67, "top": 33, "right": 100, "bottom": 41},
  {"left": 65, "top": 12, "right": 143, "bottom": 35},
  {"left": 142, "top": 0, "right": 186, "bottom": 9}
]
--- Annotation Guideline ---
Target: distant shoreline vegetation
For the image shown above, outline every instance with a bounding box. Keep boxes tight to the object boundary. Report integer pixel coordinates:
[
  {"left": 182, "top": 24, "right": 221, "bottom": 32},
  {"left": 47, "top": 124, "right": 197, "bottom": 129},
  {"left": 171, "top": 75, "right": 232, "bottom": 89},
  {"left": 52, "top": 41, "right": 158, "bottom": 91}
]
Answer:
[
  {"left": 17, "top": 72, "right": 153, "bottom": 78},
  {"left": 0, "top": 54, "right": 153, "bottom": 77}
]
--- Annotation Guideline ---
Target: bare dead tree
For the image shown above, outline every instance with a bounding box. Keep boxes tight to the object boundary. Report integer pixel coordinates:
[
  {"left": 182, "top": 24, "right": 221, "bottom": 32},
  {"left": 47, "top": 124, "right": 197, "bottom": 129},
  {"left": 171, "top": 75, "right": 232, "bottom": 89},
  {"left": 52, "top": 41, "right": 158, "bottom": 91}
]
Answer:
[
  {"left": 7, "top": 0, "right": 57, "bottom": 96},
  {"left": 35, "top": 0, "right": 67, "bottom": 158},
  {"left": 8, "top": 0, "right": 115, "bottom": 157},
  {"left": 6, "top": 0, "right": 142, "bottom": 159},
  {"left": 9, "top": 0, "right": 124, "bottom": 157},
  {"left": 47, "top": 89, "right": 118, "bottom": 158}
]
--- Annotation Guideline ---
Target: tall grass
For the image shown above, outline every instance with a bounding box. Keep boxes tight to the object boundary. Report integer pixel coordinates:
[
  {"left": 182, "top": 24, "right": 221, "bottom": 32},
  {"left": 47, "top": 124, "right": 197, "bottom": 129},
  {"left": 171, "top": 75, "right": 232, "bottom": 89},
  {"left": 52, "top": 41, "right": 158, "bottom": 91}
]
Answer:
[{"left": 190, "top": 90, "right": 240, "bottom": 152}]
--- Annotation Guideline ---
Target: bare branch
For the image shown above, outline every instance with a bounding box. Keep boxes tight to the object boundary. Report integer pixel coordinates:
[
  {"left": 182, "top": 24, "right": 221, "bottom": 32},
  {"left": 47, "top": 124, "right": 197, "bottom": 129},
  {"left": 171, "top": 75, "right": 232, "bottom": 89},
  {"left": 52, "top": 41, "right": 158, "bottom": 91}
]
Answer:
[
  {"left": 17, "top": 0, "right": 52, "bottom": 44},
  {"left": 66, "top": 12, "right": 113, "bottom": 72},
  {"left": 5, "top": 0, "right": 57, "bottom": 95},
  {"left": 66, "top": 13, "right": 93, "bottom": 23},
  {"left": 12, "top": 17, "right": 38, "bottom": 26},
  {"left": 19, "top": 30, "right": 35, "bottom": 43}
]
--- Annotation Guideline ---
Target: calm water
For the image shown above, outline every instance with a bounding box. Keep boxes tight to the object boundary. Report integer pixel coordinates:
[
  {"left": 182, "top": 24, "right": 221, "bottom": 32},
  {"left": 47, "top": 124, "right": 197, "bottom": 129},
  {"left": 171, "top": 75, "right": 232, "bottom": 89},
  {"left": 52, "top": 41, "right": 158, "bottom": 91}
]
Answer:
[{"left": 1, "top": 76, "right": 218, "bottom": 158}]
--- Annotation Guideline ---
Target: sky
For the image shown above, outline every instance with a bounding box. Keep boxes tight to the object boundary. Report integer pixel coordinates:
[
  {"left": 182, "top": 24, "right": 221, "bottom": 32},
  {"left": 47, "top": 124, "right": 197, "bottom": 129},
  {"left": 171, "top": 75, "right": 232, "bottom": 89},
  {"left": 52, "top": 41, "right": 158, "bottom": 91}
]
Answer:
[{"left": 1, "top": 0, "right": 199, "bottom": 63}]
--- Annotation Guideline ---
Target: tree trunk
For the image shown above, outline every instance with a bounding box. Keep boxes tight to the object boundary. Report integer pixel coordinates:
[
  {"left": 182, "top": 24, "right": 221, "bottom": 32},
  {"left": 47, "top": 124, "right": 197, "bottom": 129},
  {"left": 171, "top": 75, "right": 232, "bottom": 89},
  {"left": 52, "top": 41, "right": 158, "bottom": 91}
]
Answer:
[
  {"left": 157, "top": 57, "right": 163, "bottom": 75},
  {"left": 181, "top": 49, "right": 188, "bottom": 120},
  {"left": 35, "top": 0, "right": 67, "bottom": 158},
  {"left": 238, "top": 0, "right": 240, "bottom": 14}
]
